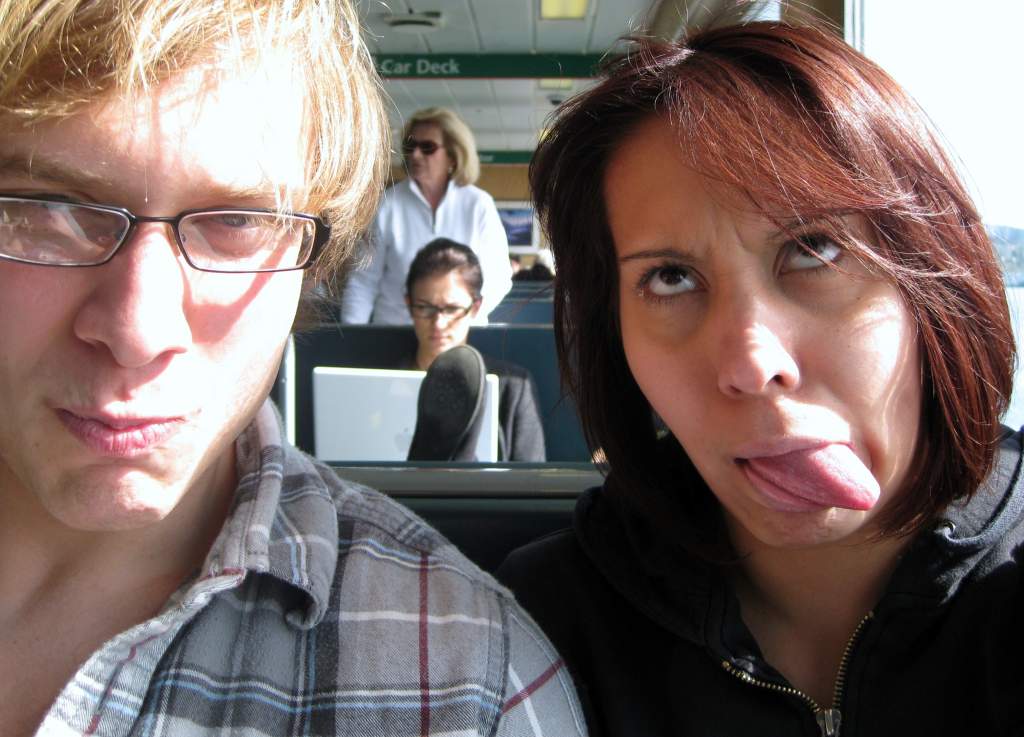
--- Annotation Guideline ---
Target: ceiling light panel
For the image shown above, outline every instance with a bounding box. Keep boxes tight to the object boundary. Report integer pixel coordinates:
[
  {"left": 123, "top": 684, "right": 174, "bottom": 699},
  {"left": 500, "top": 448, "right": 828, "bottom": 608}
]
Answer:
[
  {"left": 540, "top": 0, "right": 589, "bottom": 21},
  {"left": 538, "top": 78, "right": 574, "bottom": 89}
]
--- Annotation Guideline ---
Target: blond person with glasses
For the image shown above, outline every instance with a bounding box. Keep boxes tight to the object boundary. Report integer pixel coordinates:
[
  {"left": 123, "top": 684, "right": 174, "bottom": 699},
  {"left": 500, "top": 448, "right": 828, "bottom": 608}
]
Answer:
[
  {"left": 403, "top": 238, "right": 545, "bottom": 462},
  {"left": 0, "top": 1, "right": 584, "bottom": 735},
  {"left": 341, "top": 107, "right": 513, "bottom": 325}
]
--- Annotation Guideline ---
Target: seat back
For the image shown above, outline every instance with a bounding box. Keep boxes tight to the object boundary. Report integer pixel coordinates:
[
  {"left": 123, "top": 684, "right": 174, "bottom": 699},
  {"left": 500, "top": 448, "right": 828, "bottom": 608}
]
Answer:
[
  {"left": 489, "top": 294, "right": 554, "bottom": 324},
  {"left": 331, "top": 464, "right": 597, "bottom": 573}
]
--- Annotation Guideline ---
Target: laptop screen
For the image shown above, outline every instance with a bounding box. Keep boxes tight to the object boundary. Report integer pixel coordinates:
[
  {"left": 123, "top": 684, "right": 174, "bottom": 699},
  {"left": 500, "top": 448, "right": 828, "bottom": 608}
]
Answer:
[{"left": 312, "top": 366, "right": 499, "bottom": 462}]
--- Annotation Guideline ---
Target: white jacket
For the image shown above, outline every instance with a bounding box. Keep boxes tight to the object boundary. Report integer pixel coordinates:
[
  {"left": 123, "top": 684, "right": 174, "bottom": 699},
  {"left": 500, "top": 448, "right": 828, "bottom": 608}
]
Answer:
[{"left": 341, "top": 178, "right": 513, "bottom": 324}]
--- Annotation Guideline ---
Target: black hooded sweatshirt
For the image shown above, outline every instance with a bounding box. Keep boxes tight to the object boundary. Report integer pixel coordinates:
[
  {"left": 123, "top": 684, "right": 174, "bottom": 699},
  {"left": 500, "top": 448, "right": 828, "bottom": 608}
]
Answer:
[{"left": 498, "top": 430, "right": 1024, "bottom": 736}]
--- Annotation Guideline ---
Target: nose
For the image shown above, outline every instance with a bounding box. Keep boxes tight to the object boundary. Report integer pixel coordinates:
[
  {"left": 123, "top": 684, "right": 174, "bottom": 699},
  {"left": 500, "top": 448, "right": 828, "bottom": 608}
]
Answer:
[
  {"left": 713, "top": 294, "right": 800, "bottom": 398},
  {"left": 73, "top": 224, "right": 192, "bottom": 368},
  {"left": 429, "top": 310, "right": 462, "bottom": 326}
]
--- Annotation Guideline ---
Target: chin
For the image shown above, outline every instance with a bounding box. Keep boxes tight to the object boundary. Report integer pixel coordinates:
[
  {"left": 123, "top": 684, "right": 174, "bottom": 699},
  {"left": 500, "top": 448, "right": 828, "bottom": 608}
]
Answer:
[
  {"left": 53, "top": 469, "right": 188, "bottom": 532},
  {"left": 729, "top": 504, "right": 878, "bottom": 552}
]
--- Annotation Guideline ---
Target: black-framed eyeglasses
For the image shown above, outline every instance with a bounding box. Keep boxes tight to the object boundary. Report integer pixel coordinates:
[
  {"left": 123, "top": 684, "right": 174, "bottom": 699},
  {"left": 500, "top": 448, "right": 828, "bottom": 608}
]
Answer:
[
  {"left": 402, "top": 138, "right": 442, "bottom": 156},
  {"left": 0, "top": 194, "right": 331, "bottom": 273},
  {"left": 409, "top": 300, "right": 475, "bottom": 321}
]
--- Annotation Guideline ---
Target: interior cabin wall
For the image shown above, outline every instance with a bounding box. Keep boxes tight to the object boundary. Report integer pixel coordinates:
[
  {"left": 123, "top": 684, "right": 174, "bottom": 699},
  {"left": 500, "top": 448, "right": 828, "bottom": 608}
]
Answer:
[{"left": 389, "top": 164, "right": 530, "bottom": 201}]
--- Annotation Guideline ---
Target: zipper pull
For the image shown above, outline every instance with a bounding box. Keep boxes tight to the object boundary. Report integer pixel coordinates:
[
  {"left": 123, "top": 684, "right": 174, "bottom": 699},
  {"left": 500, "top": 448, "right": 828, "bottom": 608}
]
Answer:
[{"left": 816, "top": 708, "right": 842, "bottom": 737}]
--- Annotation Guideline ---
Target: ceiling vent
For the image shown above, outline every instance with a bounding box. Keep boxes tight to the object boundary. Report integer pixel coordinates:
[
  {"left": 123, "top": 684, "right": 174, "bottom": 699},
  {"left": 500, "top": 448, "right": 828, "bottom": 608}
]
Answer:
[{"left": 384, "top": 11, "right": 443, "bottom": 34}]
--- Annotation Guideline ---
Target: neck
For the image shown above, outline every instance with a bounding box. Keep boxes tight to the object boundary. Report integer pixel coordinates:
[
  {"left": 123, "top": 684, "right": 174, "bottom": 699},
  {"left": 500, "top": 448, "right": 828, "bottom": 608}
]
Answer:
[
  {"left": 415, "top": 345, "right": 440, "bottom": 371},
  {"left": 0, "top": 450, "right": 237, "bottom": 626},
  {"left": 726, "top": 525, "right": 912, "bottom": 707},
  {"left": 414, "top": 176, "right": 448, "bottom": 211},
  {"left": 729, "top": 524, "right": 910, "bottom": 645}
]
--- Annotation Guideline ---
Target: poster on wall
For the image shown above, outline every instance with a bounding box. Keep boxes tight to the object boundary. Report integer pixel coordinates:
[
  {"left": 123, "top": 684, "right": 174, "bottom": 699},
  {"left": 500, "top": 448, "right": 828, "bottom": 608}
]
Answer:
[{"left": 496, "top": 201, "right": 540, "bottom": 254}]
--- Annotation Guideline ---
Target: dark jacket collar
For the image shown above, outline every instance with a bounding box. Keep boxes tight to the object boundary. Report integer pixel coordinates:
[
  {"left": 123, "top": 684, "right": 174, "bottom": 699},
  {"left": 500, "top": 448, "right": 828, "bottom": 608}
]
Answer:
[
  {"left": 884, "top": 429, "right": 1024, "bottom": 606},
  {"left": 574, "top": 430, "right": 1024, "bottom": 645}
]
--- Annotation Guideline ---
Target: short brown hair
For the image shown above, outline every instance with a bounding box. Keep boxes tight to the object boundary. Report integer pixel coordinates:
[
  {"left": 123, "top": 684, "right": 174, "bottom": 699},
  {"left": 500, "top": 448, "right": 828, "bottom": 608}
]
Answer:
[
  {"left": 532, "top": 21, "right": 1014, "bottom": 535},
  {"left": 0, "top": 0, "right": 389, "bottom": 326},
  {"left": 405, "top": 238, "right": 484, "bottom": 300}
]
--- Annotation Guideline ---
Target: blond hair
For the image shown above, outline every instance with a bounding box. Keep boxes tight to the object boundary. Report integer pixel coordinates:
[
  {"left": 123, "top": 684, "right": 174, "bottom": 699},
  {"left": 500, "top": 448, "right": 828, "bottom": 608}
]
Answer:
[
  {"left": 0, "top": 0, "right": 389, "bottom": 321},
  {"left": 403, "top": 107, "right": 480, "bottom": 186}
]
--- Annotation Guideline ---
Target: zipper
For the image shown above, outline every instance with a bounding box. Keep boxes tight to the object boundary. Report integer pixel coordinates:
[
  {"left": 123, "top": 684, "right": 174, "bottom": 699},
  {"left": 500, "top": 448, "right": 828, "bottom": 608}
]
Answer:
[
  {"left": 720, "top": 610, "right": 874, "bottom": 737},
  {"left": 830, "top": 612, "right": 873, "bottom": 713}
]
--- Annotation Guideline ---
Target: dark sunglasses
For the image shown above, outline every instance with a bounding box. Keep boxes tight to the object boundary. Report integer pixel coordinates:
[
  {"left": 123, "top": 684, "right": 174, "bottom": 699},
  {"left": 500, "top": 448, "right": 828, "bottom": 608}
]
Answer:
[{"left": 402, "top": 138, "right": 442, "bottom": 156}]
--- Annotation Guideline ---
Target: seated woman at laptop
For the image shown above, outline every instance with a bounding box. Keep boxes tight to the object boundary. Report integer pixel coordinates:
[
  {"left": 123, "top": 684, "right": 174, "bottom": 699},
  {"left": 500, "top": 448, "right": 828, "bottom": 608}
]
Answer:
[
  {"left": 405, "top": 238, "right": 546, "bottom": 461},
  {"left": 498, "top": 19, "right": 1022, "bottom": 737}
]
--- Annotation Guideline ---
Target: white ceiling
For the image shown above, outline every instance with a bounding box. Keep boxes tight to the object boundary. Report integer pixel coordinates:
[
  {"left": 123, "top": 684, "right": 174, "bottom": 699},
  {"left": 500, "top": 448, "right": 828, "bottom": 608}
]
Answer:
[
  {"left": 356, "top": 0, "right": 816, "bottom": 155},
  {"left": 357, "top": 0, "right": 667, "bottom": 153}
]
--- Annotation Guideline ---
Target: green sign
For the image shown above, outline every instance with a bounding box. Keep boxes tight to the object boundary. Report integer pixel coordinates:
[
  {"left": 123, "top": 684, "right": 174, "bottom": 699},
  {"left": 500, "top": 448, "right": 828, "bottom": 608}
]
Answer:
[
  {"left": 374, "top": 53, "right": 603, "bottom": 79},
  {"left": 478, "top": 151, "right": 533, "bottom": 165}
]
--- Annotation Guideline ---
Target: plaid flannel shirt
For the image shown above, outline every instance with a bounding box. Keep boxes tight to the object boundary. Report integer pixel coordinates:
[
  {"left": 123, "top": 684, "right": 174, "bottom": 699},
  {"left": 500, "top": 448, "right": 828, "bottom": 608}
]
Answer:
[{"left": 38, "top": 401, "right": 587, "bottom": 736}]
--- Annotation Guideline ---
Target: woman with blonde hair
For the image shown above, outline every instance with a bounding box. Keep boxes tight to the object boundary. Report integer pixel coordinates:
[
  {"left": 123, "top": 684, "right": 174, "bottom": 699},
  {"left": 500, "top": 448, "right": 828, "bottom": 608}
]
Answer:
[{"left": 342, "top": 106, "right": 512, "bottom": 324}]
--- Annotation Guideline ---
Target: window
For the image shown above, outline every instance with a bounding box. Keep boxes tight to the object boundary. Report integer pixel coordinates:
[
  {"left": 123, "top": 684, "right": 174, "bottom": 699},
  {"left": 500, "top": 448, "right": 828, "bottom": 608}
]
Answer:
[{"left": 855, "top": 0, "right": 1024, "bottom": 426}]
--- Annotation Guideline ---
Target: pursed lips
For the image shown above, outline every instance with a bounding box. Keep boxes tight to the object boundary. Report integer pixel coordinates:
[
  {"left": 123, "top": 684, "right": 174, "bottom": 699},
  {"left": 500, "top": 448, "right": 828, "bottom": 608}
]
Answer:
[{"left": 56, "top": 407, "right": 190, "bottom": 458}]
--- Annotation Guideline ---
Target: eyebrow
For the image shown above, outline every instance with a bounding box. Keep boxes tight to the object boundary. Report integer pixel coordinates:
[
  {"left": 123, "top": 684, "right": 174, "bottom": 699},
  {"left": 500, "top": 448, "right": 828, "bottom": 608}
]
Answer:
[
  {"left": 616, "top": 216, "right": 843, "bottom": 264},
  {"left": 0, "top": 152, "right": 293, "bottom": 207},
  {"left": 618, "top": 247, "right": 694, "bottom": 263},
  {"left": 0, "top": 153, "right": 117, "bottom": 192}
]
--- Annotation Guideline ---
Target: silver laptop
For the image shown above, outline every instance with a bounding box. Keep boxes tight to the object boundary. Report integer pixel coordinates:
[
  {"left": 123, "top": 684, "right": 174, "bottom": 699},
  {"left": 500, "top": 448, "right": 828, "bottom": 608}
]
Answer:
[{"left": 312, "top": 366, "right": 500, "bottom": 462}]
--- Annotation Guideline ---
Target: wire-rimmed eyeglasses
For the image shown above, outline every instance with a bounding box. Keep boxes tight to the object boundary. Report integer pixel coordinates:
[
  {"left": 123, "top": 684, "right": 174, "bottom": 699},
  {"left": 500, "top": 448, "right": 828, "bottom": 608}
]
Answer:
[{"left": 0, "top": 195, "right": 330, "bottom": 273}]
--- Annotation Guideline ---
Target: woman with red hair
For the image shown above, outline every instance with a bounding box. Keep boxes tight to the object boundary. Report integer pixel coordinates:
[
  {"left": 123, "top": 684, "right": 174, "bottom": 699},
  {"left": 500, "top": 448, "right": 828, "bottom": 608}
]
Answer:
[{"left": 499, "top": 19, "right": 1021, "bottom": 737}]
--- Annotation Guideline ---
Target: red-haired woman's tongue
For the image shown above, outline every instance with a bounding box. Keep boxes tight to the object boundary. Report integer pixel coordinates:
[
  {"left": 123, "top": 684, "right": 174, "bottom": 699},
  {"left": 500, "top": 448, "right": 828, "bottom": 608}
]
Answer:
[{"left": 745, "top": 444, "right": 880, "bottom": 511}]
